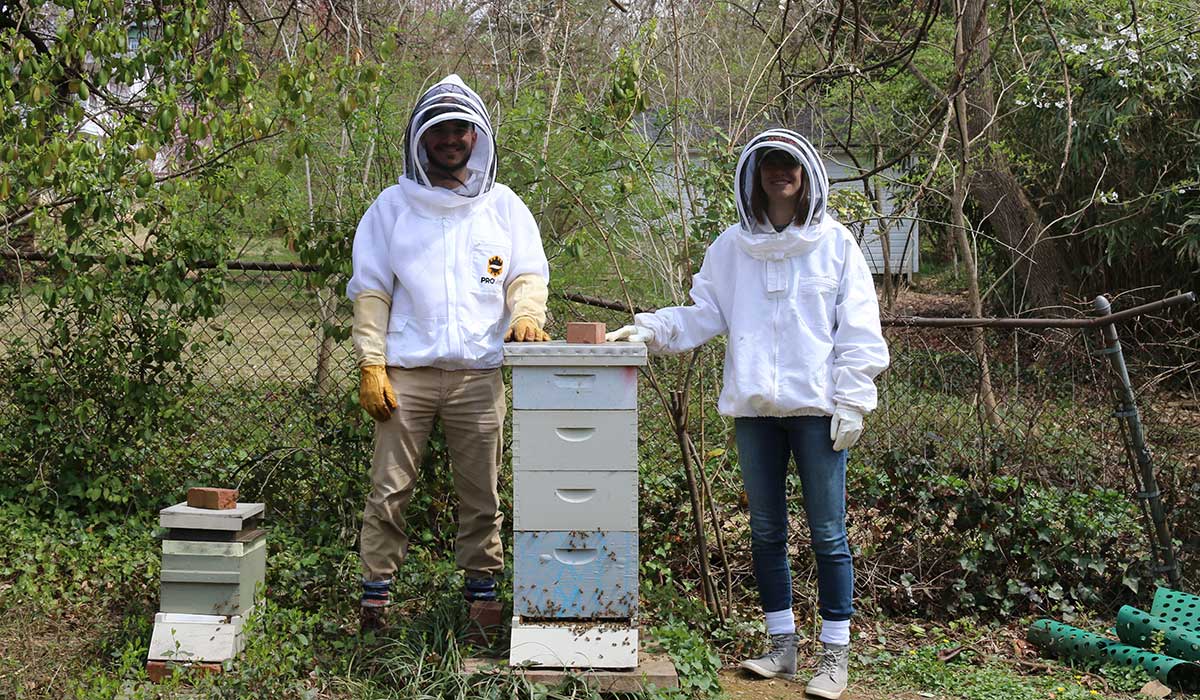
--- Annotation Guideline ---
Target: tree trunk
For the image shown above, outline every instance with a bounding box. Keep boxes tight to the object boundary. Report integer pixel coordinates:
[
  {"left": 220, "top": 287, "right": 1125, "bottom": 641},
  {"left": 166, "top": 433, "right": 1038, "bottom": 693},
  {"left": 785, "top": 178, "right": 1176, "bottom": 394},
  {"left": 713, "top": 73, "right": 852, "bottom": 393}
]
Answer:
[
  {"left": 960, "top": 0, "right": 1069, "bottom": 313},
  {"left": 955, "top": 0, "right": 1001, "bottom": 434}
]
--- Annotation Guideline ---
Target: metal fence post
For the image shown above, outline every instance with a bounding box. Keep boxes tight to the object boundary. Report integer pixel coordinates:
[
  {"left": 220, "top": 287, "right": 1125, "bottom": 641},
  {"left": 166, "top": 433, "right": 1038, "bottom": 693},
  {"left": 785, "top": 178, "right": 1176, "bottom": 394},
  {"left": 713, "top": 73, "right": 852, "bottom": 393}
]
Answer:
[{"left": 1092, "top": 294, "right": 1181, "bottom": 590}]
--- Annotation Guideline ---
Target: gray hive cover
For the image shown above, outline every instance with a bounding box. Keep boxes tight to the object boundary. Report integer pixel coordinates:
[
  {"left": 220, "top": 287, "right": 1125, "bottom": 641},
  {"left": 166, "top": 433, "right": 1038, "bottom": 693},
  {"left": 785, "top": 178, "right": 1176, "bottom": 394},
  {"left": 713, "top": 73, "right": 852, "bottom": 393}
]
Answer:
[
  {"left": 502, "top": 341, "right": 648, "bottom": 366},
  {"left": 159, "top": 502, "right": 265, "bottom": 531}
]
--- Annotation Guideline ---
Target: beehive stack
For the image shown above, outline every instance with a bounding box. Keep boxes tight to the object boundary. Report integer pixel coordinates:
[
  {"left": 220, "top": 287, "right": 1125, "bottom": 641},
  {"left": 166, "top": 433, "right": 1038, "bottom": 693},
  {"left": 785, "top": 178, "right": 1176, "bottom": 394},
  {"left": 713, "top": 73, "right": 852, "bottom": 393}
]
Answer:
[
  {"left": 146, "top": 488, "right": 266, "bottom": 680},
  {"left": 503, "top": 340, "right": 647, "bottom": 669}
]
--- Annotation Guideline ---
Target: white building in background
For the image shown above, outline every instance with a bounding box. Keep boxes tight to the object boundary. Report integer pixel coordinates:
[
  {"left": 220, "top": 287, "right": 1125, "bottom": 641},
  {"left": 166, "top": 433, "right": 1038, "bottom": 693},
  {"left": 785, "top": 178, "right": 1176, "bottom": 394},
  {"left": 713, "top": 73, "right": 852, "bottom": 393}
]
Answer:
[{"left": 822, "top": 150, "right": 920, "bottom": 280}]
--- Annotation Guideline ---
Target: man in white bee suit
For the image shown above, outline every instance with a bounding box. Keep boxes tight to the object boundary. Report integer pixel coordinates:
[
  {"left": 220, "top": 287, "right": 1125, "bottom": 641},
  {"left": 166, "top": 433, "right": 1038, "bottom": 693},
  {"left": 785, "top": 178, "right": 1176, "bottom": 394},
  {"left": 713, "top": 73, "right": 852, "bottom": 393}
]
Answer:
[{"left": 346, "top": 74, "right": 550, "bottom": 634}]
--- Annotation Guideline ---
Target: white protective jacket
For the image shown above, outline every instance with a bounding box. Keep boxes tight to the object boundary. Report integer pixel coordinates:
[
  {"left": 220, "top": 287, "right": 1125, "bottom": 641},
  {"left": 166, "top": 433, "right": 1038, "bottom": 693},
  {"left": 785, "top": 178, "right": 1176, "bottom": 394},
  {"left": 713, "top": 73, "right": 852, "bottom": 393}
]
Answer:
[
  {"left": 346, "top": 75, "right": 549, "bottom": 370},
  {"left": 635, "top": 129, "right": 889, "bottom": 416}
]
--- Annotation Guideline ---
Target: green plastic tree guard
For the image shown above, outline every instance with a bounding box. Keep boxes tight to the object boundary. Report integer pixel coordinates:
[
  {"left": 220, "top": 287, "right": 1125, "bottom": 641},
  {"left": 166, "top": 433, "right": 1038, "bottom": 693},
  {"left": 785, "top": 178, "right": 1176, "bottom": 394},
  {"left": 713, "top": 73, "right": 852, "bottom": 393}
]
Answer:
[
  {"left": 1027, "top": 619, "right": 1200, "bottom": 692},
  {"left": 1116, "top": 605, "right": 1200, "bottom": 662},
  {"left": 1152, "top": 587, "right": 1200, "bottom": 629}
]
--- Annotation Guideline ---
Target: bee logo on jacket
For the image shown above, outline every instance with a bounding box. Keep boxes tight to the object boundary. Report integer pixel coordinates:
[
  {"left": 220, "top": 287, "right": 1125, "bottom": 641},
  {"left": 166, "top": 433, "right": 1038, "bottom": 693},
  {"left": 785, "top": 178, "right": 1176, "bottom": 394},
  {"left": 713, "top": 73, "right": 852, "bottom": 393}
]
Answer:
[
  {"left": 487, "top": 256, "right": 504, "bottom": 277},
  {"left": 480, "top": 255, "right": 504, "bottom": 286}
]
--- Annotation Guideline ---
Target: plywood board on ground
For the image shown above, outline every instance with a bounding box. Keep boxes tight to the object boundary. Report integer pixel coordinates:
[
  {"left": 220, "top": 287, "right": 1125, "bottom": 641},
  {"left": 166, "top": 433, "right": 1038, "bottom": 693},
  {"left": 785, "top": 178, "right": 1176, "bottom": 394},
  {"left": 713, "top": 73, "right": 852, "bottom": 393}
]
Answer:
[{"left": 463, "top": 651, "right": 676, "bottom": 692}]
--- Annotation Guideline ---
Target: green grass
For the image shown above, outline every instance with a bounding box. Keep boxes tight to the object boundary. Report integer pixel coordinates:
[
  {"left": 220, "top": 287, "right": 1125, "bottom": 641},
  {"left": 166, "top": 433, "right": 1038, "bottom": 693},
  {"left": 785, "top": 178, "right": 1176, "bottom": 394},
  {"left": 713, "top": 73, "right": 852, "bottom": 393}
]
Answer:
[
  {"left": 0, "top": 501, "right": 1158, "bottom": 700},
  {"left": 862, "top": 641, "right": 1154, "bottom": 700}
]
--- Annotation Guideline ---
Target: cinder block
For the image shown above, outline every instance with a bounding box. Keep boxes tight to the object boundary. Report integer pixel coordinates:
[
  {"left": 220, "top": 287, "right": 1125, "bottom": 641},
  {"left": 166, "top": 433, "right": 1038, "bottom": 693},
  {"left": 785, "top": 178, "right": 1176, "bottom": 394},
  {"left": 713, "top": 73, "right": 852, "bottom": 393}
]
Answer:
[
  {"left": 187, "top": 487, "right": 238, "bottom": 510},
  {"left": 566, "top": 322, "right": 606, "bottom": 344}
]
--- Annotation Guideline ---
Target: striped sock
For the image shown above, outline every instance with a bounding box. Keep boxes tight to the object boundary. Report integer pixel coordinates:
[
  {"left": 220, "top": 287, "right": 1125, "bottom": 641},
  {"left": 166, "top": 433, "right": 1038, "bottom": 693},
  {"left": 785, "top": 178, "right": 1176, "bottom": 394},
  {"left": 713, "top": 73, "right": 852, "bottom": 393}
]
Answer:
[
  {"left": 361, "top": 577, "right": 392, "bottom": 608},
  {"left": 464, "top": 576, "right": 497, "bottom": 602}
]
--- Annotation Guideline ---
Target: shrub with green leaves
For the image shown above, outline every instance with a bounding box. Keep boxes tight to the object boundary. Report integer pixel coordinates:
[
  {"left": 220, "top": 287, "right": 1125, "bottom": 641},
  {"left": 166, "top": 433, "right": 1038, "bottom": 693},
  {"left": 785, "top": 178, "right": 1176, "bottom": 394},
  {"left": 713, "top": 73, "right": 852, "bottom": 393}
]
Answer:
[
  {"left": 853, "top": 449, "right": 1149, "bottom": 618},
  {"left": 0, "top": 0, "right": 270, "bottom": 507}
]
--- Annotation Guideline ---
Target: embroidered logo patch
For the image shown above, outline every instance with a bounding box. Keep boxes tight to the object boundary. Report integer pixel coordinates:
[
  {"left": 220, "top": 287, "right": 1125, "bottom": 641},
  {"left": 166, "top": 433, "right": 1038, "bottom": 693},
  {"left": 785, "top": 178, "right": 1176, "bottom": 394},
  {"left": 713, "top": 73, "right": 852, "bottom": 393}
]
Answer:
[{"left": 487, "top": 255, "right": 504, "bottom": 277}]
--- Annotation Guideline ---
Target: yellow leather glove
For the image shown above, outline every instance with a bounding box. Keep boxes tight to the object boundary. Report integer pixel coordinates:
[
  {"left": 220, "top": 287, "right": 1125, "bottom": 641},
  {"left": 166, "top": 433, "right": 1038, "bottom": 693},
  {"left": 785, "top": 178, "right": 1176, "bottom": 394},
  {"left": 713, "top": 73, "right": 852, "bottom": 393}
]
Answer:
[
  {"left": 359, "top": 365, "right": 397, "bottom": 421},
  {"left": 505, "top": 316, "right": 550, "bottom": 342}
]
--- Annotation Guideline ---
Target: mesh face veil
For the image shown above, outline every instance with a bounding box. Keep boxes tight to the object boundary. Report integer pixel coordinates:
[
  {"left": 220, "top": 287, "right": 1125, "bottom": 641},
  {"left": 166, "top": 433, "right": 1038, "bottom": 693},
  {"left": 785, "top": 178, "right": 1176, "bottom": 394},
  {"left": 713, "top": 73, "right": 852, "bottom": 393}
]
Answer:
[
  {"left": 734, "top": 129, "right": 830, "bottom": 232},
  {"left": 403, "top": 75, "right": 497, "bottom": 196}
]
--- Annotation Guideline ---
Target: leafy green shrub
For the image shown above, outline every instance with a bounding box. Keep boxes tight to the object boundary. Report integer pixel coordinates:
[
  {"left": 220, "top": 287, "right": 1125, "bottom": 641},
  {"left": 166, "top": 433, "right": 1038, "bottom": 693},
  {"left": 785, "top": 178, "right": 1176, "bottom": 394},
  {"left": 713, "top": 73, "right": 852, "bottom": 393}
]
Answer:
[
  {"left": 647, "top": 622, "right": 723, "bottom": 699},
  {"left": 0, "top": 254, "right": 225, "bottom": 510},
  {"left": 0, "top": 500, "right": 158, "bottom": 612},
  {"left": 853, "top": 449, "right": 1149, "bottom": 618}
]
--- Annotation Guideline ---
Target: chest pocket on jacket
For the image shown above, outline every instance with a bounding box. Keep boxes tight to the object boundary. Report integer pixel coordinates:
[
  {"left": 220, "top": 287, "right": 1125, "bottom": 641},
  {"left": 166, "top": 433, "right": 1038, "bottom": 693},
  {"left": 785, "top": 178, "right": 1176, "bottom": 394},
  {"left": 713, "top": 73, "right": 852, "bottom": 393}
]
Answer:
[
  {"left": 471, "top": 238, "right": 511, "bottom": 295},
  {"left": 796, "top": 276, "right": 839, "bottom": 332}
]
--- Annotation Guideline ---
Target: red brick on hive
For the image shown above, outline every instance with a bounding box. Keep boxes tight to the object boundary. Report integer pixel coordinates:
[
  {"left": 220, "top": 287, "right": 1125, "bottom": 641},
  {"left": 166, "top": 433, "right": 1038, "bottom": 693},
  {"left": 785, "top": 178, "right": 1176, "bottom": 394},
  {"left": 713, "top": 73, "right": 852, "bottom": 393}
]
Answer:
[
  {"left": 186, "top": 487, "right": 238, "bottom": 510},
  {"left": 566, "top": 322, "right": 606, "bottom": 344}
]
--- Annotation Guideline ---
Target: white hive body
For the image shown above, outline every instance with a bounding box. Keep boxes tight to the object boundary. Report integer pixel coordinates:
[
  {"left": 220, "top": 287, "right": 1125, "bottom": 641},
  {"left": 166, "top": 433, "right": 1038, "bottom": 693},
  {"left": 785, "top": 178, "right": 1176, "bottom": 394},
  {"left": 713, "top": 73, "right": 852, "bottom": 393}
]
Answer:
[
  {"left": 149, "top": 499, "right": 267, "bottom": 666},
  {"left": 504, "top": 341, "right": 647, "bottom": 669}
]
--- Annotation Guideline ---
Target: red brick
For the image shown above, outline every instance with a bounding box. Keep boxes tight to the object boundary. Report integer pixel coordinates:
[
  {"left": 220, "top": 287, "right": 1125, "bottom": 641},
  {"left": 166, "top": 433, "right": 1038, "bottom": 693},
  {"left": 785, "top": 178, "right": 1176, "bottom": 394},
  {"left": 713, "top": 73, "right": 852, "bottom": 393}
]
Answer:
[
  {"left": 465, "top": 600, "right": 504, "bottom": 647},
  {"left": 566, "top": 322, "right": 606, "bottom": 344},
  {"left": 146, "top": 660, "right": 223, "bottom": 683},
  {"left": 187, "top": 487, "right": 238, "bottom": 510}
]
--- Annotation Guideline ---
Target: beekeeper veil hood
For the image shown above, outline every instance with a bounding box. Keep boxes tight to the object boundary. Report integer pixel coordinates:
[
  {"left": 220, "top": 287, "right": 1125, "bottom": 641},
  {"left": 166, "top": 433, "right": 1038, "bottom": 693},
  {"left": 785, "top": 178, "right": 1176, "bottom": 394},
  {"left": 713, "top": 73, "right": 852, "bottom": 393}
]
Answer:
[
  {"left": 732, "top": 128, "right": 832, "bottom": 259},
  {"left": 403, "top": 74, "right": 496, "bottom": 197},
  {"left": 735, "top": 129, "right": 830, "bottom": 231}
]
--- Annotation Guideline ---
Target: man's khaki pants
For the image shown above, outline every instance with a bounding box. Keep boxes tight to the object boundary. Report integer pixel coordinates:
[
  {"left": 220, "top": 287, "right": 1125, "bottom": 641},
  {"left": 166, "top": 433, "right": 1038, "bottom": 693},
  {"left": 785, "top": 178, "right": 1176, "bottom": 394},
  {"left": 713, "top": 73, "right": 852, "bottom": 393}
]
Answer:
[{"left": 360, "top": 366, "right": 506, "bottom": 582}]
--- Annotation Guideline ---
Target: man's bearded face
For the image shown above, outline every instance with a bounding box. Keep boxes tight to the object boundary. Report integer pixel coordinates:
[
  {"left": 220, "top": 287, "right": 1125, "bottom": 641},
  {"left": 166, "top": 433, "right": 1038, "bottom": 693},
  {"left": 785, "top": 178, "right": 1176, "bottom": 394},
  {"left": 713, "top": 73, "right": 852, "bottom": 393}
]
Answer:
[{"left": 422, "top": 120, "right": 476, "bottom": 173}]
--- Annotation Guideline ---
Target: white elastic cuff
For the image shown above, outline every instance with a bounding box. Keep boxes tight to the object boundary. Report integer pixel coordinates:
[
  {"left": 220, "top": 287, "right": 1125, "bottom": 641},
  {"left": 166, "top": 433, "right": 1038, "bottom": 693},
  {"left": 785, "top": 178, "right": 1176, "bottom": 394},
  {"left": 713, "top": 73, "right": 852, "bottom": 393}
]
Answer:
[
  {"left": 765, "top": 609, "right": 796, "bottom": 635},
  {"left": 819, "top": 618, "right": 851, "bottom": 645}
]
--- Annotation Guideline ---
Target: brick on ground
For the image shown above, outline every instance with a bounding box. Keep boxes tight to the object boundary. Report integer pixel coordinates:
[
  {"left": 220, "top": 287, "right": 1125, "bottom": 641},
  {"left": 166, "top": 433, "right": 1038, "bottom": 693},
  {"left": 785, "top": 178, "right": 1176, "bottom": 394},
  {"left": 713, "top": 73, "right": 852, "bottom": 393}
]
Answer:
[{"left": 145, "top": 660, "right": 223, "bottom": 683}]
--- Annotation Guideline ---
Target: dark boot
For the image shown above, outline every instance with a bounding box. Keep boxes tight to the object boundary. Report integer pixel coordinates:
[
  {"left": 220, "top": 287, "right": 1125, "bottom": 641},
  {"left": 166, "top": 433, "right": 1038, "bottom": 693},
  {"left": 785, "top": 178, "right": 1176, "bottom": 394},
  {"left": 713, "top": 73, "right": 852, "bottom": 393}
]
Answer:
[
  {"left": 359, "top": 577, "right": 392, "bottom": 635},
  {"left": 360, "top": 605, "right": 388, "bottom": 634},
  {"left": 462, "top": 576, "right": 501, "bottom": 647}
]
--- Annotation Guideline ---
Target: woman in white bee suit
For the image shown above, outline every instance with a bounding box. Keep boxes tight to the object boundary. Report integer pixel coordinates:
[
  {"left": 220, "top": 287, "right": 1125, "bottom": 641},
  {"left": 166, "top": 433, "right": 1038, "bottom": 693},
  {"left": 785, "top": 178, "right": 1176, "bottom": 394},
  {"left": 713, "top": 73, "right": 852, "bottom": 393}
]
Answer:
[
  {"left": 608, "top": 130, "right": 888, "bottom": 698},
  {"left": 346, "top": 75, "right": 550, "bottom": 634}
]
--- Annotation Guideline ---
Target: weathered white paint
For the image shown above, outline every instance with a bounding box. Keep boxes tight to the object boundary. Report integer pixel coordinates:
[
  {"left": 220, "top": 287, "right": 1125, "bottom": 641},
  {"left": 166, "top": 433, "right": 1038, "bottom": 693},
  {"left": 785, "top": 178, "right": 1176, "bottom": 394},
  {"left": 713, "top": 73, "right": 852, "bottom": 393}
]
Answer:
[
  {"left": 512, "top": 410, "right": 638, "bottom": 472},
  {"left": 158, "top": 502, "right": 264, "bottom": 531},
  {"left": 509, "top": 617, "right": 639, "bottom": 669},
  {"left": 514, "top": 471, "right": 638, "bottom": 531},
  {"left": 502, "top": 341, "right": 649, "bottom": 367},
  {"left": 159, "top": 535, "right": 266, "bottom": 616},
  {"left": 513, "top": 530, "right": 638, "bottom": 619},
  {"left": 512, "top": 365, "right": 639, "bottom": 411},
  {"left": 147, "top": 612, "right": 245, "bottom": 662}
]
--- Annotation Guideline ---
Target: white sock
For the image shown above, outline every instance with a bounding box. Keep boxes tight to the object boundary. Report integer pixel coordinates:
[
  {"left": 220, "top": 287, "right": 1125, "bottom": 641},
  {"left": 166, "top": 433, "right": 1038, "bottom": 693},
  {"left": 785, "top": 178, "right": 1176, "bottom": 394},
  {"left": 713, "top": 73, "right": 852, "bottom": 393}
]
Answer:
[
  {"left": 819, "top": 618, "right": 851, "bottom": 646},
  {"left": 764, "top": 609, "right": 796, "bottom": 635}
]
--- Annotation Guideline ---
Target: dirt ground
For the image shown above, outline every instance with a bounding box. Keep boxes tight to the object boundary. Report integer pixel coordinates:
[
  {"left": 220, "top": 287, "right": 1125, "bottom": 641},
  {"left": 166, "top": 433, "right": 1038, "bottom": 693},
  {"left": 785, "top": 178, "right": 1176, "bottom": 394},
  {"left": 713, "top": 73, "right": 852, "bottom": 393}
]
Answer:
[{"left": 720, "top": 669, "right": 939, "bottom": 700}]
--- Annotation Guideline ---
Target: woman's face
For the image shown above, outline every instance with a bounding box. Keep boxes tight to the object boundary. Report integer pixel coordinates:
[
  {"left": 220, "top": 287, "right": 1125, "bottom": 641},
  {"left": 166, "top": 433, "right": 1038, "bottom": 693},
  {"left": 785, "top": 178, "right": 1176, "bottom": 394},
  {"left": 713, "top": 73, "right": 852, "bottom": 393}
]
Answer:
[{"left": 758, "top": 150, "right": 806, "bottom": 206}]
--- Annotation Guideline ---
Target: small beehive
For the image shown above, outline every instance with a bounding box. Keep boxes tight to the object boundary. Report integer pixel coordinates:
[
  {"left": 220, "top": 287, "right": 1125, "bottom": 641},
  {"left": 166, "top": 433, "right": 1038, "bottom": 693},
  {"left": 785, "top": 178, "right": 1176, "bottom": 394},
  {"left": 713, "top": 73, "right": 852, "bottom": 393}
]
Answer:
[
  {"left": 147, "top": 496, "right": 265, "bottom": 671},
  {"left": 503, "top": 341, "right": 647, "bottom": 669}
]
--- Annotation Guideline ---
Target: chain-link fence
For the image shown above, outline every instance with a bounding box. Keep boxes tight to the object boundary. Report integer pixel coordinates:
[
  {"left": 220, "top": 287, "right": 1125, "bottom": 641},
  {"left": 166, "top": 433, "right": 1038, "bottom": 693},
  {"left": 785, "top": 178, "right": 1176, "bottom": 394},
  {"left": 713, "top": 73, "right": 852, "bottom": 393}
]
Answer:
[{"left": 1, "top": 257, "right": 1196, "bottom": 619}]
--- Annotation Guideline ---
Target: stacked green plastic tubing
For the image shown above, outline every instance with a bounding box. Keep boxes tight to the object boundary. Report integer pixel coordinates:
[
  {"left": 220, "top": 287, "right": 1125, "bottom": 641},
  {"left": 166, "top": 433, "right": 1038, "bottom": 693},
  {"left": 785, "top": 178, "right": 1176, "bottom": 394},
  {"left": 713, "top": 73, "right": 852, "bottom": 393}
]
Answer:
[
  {"left": 1027, "top": 588, "right": 1200, "bottom": 692},
  {"left": 1115, "top": 588, "right": 1200, "bottom": 663}
]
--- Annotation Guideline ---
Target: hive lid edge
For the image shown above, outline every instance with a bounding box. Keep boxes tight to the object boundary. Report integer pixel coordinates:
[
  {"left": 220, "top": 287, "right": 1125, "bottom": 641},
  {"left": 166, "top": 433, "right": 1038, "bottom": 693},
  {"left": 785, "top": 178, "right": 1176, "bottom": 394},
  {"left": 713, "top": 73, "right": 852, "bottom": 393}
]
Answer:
[{"left": 503, "top": 341, "right": 648, "bottom": 366}]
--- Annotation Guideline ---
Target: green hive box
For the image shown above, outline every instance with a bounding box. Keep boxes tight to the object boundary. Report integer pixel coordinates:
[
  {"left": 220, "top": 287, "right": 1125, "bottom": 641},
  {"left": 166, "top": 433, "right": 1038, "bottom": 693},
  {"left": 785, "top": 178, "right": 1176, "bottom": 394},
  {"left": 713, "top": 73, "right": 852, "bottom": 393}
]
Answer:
[
  {"left": 159, "top": 538, "right": 266, "bottom": 616},
  {"left": 157, "top": 501, "right": 266, "bottom": 617}
]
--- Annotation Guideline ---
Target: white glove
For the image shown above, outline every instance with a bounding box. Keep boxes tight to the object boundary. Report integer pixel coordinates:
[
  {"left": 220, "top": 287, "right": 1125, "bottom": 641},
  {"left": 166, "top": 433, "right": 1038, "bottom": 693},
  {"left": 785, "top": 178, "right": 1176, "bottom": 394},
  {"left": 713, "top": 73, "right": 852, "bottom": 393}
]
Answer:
[
  {"left": 605, "top": 324, "right": 655, "bottom": 343},
  {"left": 830, "top": 405, "right": 865, "bottom": 451}
]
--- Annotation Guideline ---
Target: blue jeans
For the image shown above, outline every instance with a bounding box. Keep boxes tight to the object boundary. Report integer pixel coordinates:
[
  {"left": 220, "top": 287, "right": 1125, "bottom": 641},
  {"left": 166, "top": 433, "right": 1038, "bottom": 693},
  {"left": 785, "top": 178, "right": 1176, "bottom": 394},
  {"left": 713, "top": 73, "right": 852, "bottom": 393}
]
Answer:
[{"left": 735, "top": 416, "right": 853, "bottom": 621}]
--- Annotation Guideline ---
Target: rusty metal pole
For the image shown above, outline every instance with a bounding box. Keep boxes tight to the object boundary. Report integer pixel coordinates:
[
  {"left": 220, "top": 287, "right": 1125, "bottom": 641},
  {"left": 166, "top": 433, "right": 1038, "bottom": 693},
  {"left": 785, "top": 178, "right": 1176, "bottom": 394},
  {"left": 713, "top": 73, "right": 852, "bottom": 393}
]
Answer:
[{"left": 1092, "top": 295, "right": 1181, "bottom": 589}]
